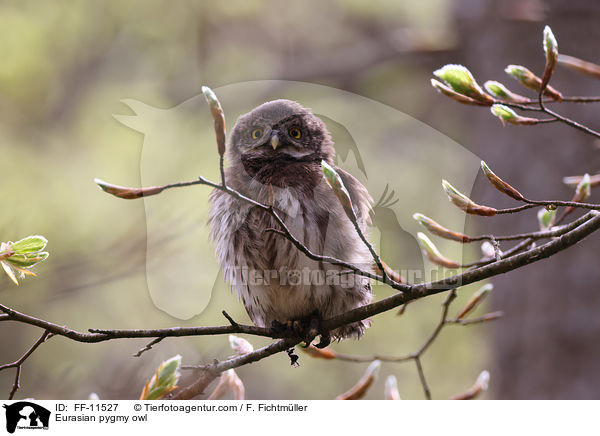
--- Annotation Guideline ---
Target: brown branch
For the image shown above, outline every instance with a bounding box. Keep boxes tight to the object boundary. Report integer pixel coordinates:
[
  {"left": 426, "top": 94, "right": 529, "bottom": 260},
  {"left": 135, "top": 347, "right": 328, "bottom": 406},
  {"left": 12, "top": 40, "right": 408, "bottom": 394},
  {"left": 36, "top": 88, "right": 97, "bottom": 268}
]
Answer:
[
  {"left": 98, "top": 172, "right": 389, "bottom": 285},
  {"left": 349, "top": 216, "right": 389, "bottom": 282},
  {"left": 469, "top": 212, "right": 595, "bottom": 243},
  {"left": 9, "top": 109, "right": 600, "bottom": 398},
  {"left": 448, "top": 311, "right": 504, "bottom": 325},
  {"left": 497, "top": 98, "right": 600, "bottom": 140},
  {"left": 495, "top": 199, "right": 600, "bottom": 215},
  {"left": 0, "top": 330, "right": 52, "bottom": 399},
  {"left": 2, "top": 212, "right": 599, "bottom": 353},
  {"left": 172, "top": 338, "right": 298, "bottom": 400},
  {"left": 0, "top": 303, "right": 282, "bottom": 342},
  {"left": 356, "top": 290, "right": 457, "bottom": 399},
  {"left": 539, "top": 105, "right": 600, "bottom": 139},
  {"left": 321, "top": 211, "right": 600, "bottom": 332},
  {"left": 517, "top": 96, "right": 600, "bottom": 104},
  {"left": 414, "top": 358, "right": 431, "bottom": 400}
]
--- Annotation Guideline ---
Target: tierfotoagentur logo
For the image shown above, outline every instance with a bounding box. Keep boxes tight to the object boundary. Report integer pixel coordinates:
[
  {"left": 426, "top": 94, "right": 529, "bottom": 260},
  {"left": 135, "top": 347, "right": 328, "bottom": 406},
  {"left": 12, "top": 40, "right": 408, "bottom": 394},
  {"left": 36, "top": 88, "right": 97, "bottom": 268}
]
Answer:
[{"left": 3, "top": 402, "right": 50, "bottom": 433}]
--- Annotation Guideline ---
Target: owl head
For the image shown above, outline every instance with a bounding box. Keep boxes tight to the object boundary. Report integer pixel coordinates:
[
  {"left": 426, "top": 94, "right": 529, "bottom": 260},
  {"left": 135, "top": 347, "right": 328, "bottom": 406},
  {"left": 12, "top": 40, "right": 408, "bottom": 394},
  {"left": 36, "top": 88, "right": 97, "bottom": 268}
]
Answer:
[{"left": 228, "top": 99, "right": 335, "bottom": 168}]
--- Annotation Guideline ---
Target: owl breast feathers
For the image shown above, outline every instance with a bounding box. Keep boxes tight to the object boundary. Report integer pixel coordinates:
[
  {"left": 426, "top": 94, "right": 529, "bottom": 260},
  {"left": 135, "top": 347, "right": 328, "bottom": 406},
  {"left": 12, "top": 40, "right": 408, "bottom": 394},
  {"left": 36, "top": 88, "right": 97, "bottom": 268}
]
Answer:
[{"left": 208, "top": 99, "right": 373, "bottom": 339}]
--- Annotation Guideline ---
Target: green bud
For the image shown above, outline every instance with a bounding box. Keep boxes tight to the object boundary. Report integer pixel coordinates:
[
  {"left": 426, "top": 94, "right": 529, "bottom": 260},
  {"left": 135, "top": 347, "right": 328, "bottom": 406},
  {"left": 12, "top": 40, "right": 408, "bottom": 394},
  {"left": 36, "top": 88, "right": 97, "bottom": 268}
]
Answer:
[
  {"left": 575, "top": 173, "right": 591, "bottom": 201},
  {"left": 543, "top": 25, "right": 558, "bottom": 61},
  {"left": 441, "top": 180, "right": 497, "bottom": 216},
  {"left": 201, "top": 86, "right": 219, "bottom": 108},
  {"left": 505, "top": 64, "right": 562, "bottom": 100},
  {"left": 484, "top": 81, "right": 509, "bottom": 98},
  {"left": 412, "top": 213, "right": 470, "bottom": 242},
  {"left": 202, "top": 86, "right": 227, "bottom": 157},
  {"left": 456, "top": 284, "right": 493, "bottom": 319},
  {"left": 483, "top": 81, "right": 529, "bottom": 103},
  {"left": 431, "top": 79, "right": 489, "bottom": 106},
  {"left": 491, "top": 104, "right": 518, "bottom": 122},
  {"left": 229, "top": 335, "right": 254, "bottom": 355},
  {"left": 433, "top": 64, "right": 493, "bottom": 103},
  {"left": 538, "top": 208, "right": 557, "bottom": 230},
  {"left": 442, "top": 180, "right": 471, "bottom": 208},
  {"left": 505, "top": 65, "right": 537, "bottom": 85},
  {"left": 541, "top": 26, "right": 559, "bottom": 91},
  {"left": 417, "top": 232, "right": 460, "bottom": 269},
  {"left": 481, "top": 160, "right": 525, "bottom": 201}
]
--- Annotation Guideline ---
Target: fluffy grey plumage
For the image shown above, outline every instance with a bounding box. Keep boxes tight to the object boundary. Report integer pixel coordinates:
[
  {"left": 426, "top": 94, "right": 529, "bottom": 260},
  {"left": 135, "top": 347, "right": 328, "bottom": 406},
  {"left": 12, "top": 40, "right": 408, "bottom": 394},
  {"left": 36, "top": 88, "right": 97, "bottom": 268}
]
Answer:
[{"left": 208, "top": 100, "right": 373, "bottom": 340}]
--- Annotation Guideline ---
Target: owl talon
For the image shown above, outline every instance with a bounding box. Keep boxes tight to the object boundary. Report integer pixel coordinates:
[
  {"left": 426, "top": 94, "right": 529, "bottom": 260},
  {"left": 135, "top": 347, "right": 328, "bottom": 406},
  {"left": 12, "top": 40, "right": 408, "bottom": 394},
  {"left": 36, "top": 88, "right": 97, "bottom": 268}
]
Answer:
[
  {"left": 314, "top": 333, "right": 331, "bottom": 349},
  {"left": 292, "top": 320, "right": 303, "bottom": 334},
  {"left": 271, "top": 314, "right": 328, "bottom": 346}
]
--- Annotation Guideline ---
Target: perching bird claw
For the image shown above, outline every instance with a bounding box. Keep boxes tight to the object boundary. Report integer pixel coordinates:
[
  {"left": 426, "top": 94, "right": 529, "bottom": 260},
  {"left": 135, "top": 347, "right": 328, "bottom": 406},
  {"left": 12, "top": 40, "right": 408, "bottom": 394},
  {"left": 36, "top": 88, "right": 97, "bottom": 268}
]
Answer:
[{"left": 271, "top": 314, "right": 330, "bottom": 348}]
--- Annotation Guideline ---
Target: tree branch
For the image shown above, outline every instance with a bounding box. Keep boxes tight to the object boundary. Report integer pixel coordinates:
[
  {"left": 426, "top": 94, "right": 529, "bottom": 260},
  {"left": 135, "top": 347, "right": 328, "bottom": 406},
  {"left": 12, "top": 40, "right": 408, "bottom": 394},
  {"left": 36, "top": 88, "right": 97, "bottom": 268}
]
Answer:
[
  {"left": 172, "top": 338, "right": 299, "bottom": 400},
  {"left": 0, "top": 330, "right": 52, "bottom": 400},
  {"left": 2, "top": 212, "right": 599, "bottom": 351}
]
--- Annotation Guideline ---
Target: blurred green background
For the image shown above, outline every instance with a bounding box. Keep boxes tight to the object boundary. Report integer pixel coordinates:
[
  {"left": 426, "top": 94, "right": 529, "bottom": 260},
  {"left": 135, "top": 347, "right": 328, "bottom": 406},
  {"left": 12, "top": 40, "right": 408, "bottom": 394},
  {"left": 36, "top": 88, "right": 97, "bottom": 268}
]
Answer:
[{"left": 1, "top": 0, "right": 599, "bottom": 400}]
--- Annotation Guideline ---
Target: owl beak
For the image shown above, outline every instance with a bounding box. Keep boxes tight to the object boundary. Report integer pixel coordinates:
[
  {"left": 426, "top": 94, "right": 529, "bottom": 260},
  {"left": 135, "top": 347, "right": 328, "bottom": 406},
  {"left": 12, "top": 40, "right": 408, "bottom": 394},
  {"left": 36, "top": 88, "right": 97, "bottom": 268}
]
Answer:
[{"left": 270, "top": 133, "right": 280, "bottom": 150}]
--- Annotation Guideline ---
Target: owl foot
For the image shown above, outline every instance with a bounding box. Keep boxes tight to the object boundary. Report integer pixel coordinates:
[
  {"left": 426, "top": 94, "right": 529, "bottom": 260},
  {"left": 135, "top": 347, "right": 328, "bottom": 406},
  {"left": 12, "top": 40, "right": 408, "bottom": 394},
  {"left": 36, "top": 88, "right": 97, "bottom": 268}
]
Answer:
[
  {"left": 271, "top": 315, "right": 331, "bottom": 348},
  {"left": 314, "top": 331, "right": 331, "bottom": 349}
]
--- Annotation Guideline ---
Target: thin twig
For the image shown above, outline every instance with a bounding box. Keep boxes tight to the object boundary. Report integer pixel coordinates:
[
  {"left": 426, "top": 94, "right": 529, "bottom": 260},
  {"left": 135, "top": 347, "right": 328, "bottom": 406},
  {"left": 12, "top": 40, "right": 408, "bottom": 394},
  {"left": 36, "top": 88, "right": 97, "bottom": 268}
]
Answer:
[
  {"left": 518, "top": 96, "right": 600, "bottom": 104},
  {"left": 0, "top": 330, "right": 52, "bottom": 399},
  {"left": 172, "top": 338, "right": 299, "bottom": 400},
  {"left": 350, "top": 218, "right": 389, "bottom": 282},
  {"left": 332, "top": 290, "right": 458, "bottom": 399},
  {"left": 321, "top": 211, "right": 600, "bottom": 332},
  {"left": 133, "top": 337, "right": 165, "bottom": 357},
  {"left": 448, "top": 311, "right": 504, "bottom": 325},
  {"left": 469, "top": 212, "right": 594, "bottom": 242},
  {"left": 222, "top": 310, "right": 239, "bottom": 327},
  {"left": 414, "top": 358, "right": 431, "bottom": 400}
]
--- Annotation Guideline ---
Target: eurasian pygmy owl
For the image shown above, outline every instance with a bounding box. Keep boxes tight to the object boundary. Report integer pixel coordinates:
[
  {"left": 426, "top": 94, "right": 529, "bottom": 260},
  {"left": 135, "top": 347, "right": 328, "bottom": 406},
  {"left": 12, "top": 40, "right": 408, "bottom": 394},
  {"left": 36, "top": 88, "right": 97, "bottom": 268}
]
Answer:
[{"left": 209, "top": 100, "right": 373, "bottom": 343}]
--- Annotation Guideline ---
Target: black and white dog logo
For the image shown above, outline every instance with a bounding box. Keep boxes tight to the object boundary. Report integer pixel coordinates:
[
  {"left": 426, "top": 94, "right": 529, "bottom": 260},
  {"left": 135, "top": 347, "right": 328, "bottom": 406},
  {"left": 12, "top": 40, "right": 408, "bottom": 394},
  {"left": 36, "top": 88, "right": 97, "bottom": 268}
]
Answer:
[{"left": 3, "top": 402, "right": 50, "bottom": 433}]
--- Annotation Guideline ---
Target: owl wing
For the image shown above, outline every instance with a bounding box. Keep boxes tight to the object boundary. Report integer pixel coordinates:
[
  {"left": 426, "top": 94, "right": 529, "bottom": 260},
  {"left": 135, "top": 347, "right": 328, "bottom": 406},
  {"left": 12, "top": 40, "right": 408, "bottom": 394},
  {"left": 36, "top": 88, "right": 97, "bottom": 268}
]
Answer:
[{"left": 336, "top": 166, "right": 373, "bottom": 231}]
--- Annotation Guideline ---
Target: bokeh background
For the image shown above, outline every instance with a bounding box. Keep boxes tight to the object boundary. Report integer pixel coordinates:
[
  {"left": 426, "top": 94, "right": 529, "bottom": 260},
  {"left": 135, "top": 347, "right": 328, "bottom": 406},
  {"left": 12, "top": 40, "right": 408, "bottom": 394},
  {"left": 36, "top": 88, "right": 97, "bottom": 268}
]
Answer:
[{"left": 1, "top": 0, "right": 599, "bottom": 400}]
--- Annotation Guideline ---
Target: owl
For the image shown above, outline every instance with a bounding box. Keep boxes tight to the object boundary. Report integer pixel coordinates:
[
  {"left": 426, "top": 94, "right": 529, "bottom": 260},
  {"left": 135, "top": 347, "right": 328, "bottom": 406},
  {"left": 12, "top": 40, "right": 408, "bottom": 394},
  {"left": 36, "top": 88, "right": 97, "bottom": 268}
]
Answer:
[{"left": 208, "top": 100, "right": 373, "bottom": 345}]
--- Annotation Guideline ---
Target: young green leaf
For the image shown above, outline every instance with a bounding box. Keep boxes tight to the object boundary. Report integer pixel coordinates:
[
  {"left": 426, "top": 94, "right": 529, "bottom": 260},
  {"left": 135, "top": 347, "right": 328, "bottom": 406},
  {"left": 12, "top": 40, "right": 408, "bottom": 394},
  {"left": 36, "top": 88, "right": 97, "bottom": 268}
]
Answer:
[
  {"left": 140, "top": 355, "right": 182, "bottom": 400},
  {"left": 538, "top": 208, "right": 557, "bottom": 230},
  {"left": 10, "top": 235, "right": 48, "bottom": 254}
]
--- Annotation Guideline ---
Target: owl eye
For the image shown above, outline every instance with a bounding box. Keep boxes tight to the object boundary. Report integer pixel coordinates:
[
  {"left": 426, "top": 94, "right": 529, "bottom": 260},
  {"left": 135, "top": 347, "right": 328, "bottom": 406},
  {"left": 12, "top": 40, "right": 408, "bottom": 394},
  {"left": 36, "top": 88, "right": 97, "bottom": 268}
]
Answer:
[
  {"left": 250, "top": 128, "right": 263, "bottom": 139},
  {"left": 288, "top": 127, "right": 302, "bottom": 139}
]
